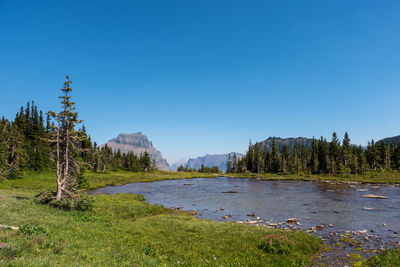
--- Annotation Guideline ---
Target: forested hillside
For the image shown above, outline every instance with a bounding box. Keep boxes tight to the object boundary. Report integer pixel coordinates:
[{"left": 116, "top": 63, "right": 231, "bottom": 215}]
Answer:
[
  {"left": 377, "top": 135, "right": 400, "bottom": 146},
  {"left": 0, "top": 102, "right": 155, "bottom": 180},
  {"left": 228, "top": 133, "right": 400, "bottom": 175}
]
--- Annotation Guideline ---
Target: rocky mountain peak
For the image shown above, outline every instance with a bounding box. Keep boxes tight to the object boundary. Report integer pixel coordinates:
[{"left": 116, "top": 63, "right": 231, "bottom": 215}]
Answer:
[{"left": 103, "top": 132, "right": 171, "bottom": 171}]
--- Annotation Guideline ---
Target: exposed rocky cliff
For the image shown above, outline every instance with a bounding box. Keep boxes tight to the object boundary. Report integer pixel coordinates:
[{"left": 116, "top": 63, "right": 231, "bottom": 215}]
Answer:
[{"left": 102, "top": 132, "right": 171, "bottom": 171}]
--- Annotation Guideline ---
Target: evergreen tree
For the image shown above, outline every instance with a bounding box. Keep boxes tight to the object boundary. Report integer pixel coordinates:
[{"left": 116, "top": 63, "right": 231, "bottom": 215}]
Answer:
[
  {"left": 48, "top": 75, "right": 83, "bottom": 201},
  {"left": 254, "top": 143, "right": 264, "bottom": 173},
  {"left": 329, "top": 132, "right": 340, "bottom": 175},
  {"left": 232, "top": 153, "right": 238, "bottom": 173},
  {"left": 341, "top": 132, "right": 352, "bottom": 174},
  {"left": 246, "top": 140, "right": 255, "bottom": 172},
  {"left": 366, "top": 140, "right": 380, "bottom": 171},
  {"left": 270, "top": 139, "right": 280, "bottom": 173},
  {"left": 292, "top": 143, "right": 302, "bottom": 174},
  {"left": 152, "top": 158, "right": 157, "bottom": 170},
  {"left": 226, "top": 154, "right": 232, "bottom": 173},
  {"left": 281, "top": 144, "right": 290, "bottom": 173},
  {"left": 378, "top": 141, "right": 390, "bottom": 169},
  {"left": 309, "top": 139, "right": 319, "bottom": 173},
  {"left": 0, "top": 119, "right": 9, "bottom": 178},
  {"left": 357, "top": 146, "right": 367, "bottom": 174},
  {"left": 392, "top": 144, "right": 400, "bottom": 169},
  {"left": 318, "top": 137, "right": 330, "bottom": 173},
  {"left": 140, "top": 151, "right": 151, "bottom": 171}
]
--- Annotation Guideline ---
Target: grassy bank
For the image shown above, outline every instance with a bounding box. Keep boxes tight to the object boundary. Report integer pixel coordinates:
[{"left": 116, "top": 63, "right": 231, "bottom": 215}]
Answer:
[
  {"left": 364, "top": 249, "right": 400, "bottom": 267},
  {"left": 226, "top": 170, "right": 400, "bottom": 184},
  {"left": 0, "top": 170, "right": 219, "bottom": 191},
  {"left": 0, "top": 171, "right": 321, "bottom": 266}
]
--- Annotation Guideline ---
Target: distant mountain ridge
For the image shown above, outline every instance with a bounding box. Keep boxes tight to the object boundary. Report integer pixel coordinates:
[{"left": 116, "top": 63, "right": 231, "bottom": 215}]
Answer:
[
  {"left": 377, "top": 135, "right": 400, "bottom": 146},
  {"left": 170, "top": 159, "right": 187, "bottom": 171},
  {"left": 176, "top": 153, "right": 243, "bottom": 172},
  {"left": 258, "top": 137, "right": 314, "bottom": 152},
  {"left": 102, "top": 132, "right": 171, "bottom": 171}
]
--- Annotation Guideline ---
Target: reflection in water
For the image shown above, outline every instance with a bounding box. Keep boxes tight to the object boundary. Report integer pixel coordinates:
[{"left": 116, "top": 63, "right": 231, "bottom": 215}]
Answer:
[{"left": 93, "top": 177, "right": 400, "bottom": 237}]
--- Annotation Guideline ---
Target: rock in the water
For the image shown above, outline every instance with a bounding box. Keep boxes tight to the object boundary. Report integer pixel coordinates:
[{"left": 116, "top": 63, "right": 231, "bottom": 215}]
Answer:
[
  {"left": 308, "top": 227, "right": 317, "bottom": 233},
  {"left": 363, "top": 207, "right": 375, "bottom": 210},
  {"left": 353, "top": 230, "right": 368, "bottom": 235},
  {"left": 362, "top": 194, "right": 388, "bottom": 199},
  {"left": 286, "top": 218, "right": 297, "bottom": 223}
]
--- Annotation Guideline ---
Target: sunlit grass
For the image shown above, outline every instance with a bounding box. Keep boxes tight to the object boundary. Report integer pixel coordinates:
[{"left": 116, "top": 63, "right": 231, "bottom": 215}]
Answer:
[{"left": 0, "top": 170, "right": 322, "bottom": 266}]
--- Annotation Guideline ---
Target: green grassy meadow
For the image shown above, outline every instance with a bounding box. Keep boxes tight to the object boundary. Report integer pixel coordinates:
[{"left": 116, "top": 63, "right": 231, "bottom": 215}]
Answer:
[{"left": 0, "top": 171, "right": 321, "bottom": 266}]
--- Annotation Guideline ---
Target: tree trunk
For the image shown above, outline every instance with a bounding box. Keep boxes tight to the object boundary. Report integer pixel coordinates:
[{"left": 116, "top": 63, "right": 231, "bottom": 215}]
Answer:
[{"left": 55, "top": 130, "right": 62, "bottom": 201}]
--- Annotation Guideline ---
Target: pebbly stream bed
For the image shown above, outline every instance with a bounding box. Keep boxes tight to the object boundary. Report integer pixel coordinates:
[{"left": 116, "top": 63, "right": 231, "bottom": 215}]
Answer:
[{"left": 92, "top": 177, "right": 400, "bottom": 266}]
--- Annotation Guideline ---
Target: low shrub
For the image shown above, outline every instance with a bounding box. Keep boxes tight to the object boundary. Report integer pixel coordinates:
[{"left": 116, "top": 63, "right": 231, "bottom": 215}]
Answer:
[
  {"left": 257, "top": 233, "right": 296, "bottom": 254},
  {"left": 18, "top": 224, "right": 48, "bottom": 236},
  {"left": 142, "top": 245, "right": 156, "bottom": 256},
  {"left": 35, "top": 191, "right": 94, "bottom": 211}
]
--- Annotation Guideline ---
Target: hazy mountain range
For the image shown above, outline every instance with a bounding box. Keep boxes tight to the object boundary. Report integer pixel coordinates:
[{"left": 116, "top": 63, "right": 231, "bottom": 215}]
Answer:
[
  {"left": 172, "top": 153, "right": 244, "bottom": 172},
  {"left": 170, "top": 159, "right": 188, "bottom": 171},
  {"left": 102, "top": 133, "right": 171, "bottom": 171}
]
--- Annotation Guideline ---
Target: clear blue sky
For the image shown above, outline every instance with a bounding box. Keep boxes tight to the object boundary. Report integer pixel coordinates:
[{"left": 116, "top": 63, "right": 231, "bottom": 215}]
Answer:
[{"left": 1, "top": 1, "right": 399, "bottom": 164}]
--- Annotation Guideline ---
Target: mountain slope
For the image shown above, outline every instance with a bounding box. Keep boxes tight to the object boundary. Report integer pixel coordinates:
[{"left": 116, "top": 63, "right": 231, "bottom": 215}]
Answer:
[
  {"left": 102, "top": 132, "right": 171, "bottom": 171},
  {"left": 377, "top": 135, "right": 400, "bottom": 146}
]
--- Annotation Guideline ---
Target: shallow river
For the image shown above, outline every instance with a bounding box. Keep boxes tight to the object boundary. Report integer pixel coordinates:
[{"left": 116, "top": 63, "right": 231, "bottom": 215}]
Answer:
[{"left": 92, "top": 177, "right": 400, "bottom": 239}]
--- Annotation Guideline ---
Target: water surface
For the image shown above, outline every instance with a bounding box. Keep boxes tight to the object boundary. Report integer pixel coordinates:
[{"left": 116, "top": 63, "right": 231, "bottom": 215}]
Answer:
[{"left": 93, "top": 177, "right": 400, "bottom": 237}]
